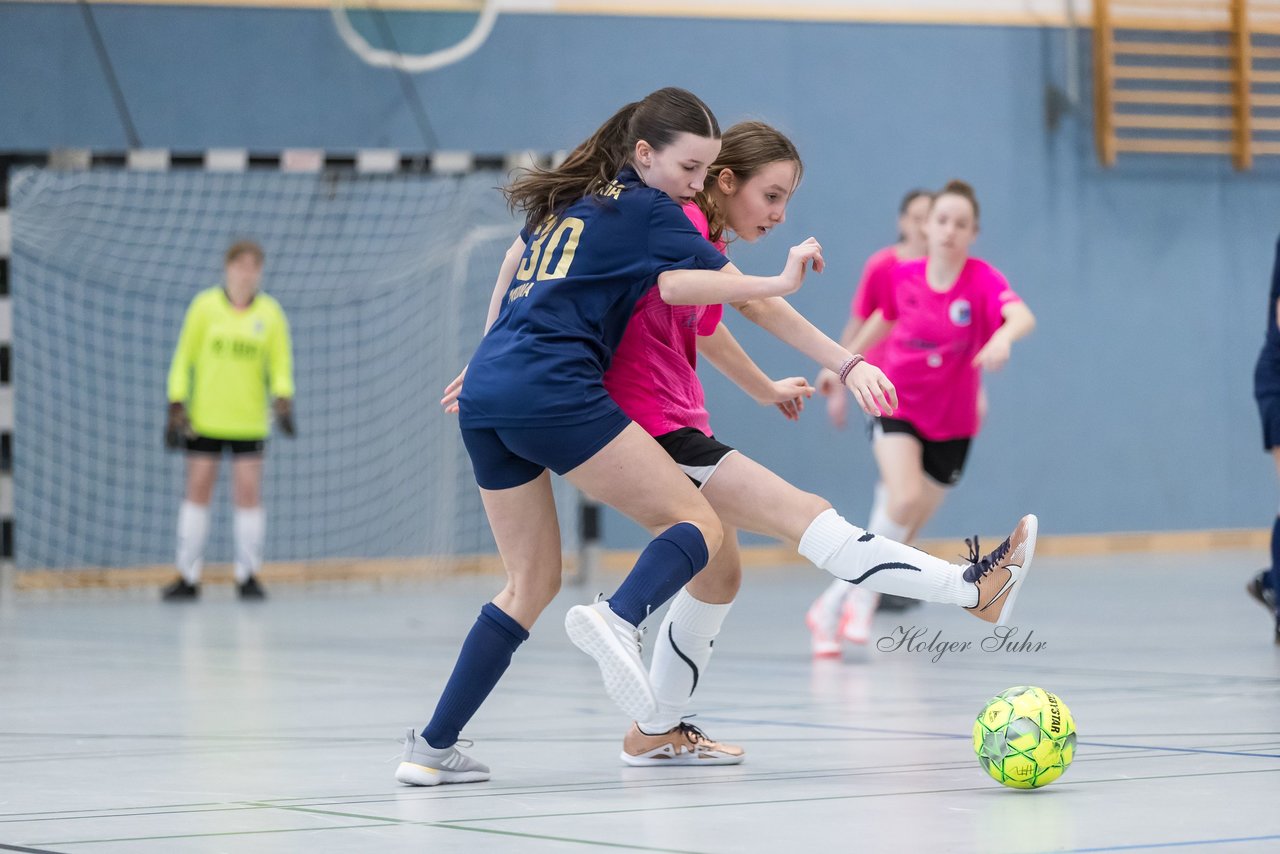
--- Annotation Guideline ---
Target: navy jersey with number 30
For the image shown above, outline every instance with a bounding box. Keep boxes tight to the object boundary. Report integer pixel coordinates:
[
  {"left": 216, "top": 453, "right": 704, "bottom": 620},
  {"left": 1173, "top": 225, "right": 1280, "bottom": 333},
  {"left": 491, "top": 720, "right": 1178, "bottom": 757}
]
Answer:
[{"left": 460, "top": 167, "right": 729, "bottom": 427}]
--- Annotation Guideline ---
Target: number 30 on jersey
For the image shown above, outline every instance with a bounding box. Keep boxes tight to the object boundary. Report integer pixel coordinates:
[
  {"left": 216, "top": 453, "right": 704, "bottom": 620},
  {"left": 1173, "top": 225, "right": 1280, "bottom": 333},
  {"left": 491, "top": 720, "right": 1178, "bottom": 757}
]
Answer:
[{"left": 509, "top": 217, "right": 585, "bottom": 302}]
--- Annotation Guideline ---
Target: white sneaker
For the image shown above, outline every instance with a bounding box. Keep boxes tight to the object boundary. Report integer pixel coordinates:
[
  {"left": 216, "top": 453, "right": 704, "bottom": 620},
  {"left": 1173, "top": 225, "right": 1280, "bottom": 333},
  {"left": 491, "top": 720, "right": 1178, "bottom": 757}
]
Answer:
[
  {"left": 394, "top": 729, "right": 490, "bottom": 786},
  {"left": 805, "top": 597, "right": 841, "bottom": 658},
  {"left": 621, "top": 721, "right": 745, "bottom": 766},
  {"left": 840, "top": 587, "right": 879, "bottom": 645},
  {"left": 962, "top": 514, "right": 1038, "bottom": 627},
  {"left": 565, "top": 600, "right": 657, "bottom": 721}
]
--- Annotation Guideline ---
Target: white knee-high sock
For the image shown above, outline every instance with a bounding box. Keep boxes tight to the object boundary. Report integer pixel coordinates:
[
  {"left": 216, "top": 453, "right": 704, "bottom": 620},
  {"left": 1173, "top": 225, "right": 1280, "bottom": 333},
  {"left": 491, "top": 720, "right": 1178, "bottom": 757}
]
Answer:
[
  {"left": 233, "top": 507, "right": 265, "bottom": 583},
  {"left": 798, "top": 509, "right": 975, "bottom": 606},
  {"left": 815, "top": 484, "right": 913, "bottom": 621},
  {"left": 858, "top": 484, "right": 912, "bottom": 612},
  {"left": 638, "top": 590, "right": 732, "bottom": 734},
  {"left": 176, "top": 501, "right": 210, "bottom": 584}
]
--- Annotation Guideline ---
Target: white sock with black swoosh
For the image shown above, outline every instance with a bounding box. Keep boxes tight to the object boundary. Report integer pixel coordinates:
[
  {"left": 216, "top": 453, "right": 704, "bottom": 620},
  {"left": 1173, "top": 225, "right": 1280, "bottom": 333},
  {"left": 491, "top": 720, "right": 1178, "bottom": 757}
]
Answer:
[
  {"left": 639, "top": 590, "right": 732, "bottom": 735},
  {"left": 798, "top": 509, "right": 976, "bottom": 606}
]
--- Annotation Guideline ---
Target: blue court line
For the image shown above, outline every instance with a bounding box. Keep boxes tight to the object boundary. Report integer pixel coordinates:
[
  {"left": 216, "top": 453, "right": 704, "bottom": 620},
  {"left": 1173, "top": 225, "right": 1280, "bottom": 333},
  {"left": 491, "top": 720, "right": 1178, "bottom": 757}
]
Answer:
[
  {"left": 1034, "top": 833, "right": 1280, "bottom": 852},
  {"left": 695, "top": 716, "right": 1280, "bottom": 760}
]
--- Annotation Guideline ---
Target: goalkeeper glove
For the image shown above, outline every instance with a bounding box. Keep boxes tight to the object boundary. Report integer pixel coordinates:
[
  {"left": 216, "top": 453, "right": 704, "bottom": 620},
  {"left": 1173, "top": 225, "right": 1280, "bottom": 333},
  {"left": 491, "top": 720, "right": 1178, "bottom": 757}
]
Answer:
[
  {"left": 274, "top": 398, "right": 296, "bottom": 437},
  {"left": 165, "top": 402, "right": 191, "bottom": 450}
]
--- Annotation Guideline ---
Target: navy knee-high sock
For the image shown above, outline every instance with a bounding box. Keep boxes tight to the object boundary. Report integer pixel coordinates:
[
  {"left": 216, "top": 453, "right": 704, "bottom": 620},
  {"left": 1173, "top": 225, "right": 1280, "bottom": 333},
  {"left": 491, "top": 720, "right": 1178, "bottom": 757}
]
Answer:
[
  {"left": 607, "top": 523, "right": 710, "bottom": 627},
  {"left": 422, "top": 602, "right": 529, "bottom": 749}
]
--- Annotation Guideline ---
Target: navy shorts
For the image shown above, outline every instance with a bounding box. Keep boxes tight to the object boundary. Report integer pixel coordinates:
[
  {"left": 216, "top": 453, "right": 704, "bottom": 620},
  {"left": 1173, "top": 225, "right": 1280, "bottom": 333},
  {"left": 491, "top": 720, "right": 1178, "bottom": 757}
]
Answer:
[
  {"left": 461, "top": 407, "right": 632, "bottom": 490},
  {"left": 872, "top": 417, "right": 972, "bottom": 486}
]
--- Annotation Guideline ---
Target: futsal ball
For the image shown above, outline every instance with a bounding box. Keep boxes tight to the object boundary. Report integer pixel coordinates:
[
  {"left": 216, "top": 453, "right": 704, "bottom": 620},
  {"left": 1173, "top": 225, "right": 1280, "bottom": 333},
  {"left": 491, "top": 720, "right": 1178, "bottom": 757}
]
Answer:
[{"left": 973, "top": 685, "right": 1076, "bottom": 789}]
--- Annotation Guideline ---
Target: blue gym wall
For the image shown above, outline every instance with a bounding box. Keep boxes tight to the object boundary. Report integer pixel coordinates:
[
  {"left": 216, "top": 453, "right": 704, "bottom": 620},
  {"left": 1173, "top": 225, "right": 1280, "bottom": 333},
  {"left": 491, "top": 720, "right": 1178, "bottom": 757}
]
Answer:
[{"left": 3, "top": 3, "right": 1278, "bottom": 553}]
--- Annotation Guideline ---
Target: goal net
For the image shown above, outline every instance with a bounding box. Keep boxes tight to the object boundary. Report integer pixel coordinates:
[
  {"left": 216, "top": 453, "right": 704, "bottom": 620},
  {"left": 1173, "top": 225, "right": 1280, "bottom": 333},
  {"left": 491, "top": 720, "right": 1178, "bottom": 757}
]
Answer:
[{"left": 7, "top": 156, "right": 581, "bottom": 577}]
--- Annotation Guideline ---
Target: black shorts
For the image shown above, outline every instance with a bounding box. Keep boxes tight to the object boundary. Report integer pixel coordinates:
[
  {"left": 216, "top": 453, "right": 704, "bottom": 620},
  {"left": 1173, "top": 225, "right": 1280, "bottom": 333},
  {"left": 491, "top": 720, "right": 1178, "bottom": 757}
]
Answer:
[
  {"left": 872, "top": 417, "right": 971, "bottom": 486},
  {"left": 653, "top": 427, "right": 736, "bottom": 488},
  {"left": 185, "top": 434, "right": 266, "bottom": 456}
]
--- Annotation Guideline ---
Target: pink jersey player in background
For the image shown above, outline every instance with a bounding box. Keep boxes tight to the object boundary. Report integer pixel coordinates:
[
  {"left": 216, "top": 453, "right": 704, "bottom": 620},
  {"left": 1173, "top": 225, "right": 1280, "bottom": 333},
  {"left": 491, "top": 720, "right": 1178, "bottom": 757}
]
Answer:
[
  {"left": 809, "top": 179, "right": 1037, "bottom": 656},
  {"left": 821, "top": 189, "right": 932, "bottom": 617},
  {"left": 823, "top": 188, "right": 933, "bottom": 431}
]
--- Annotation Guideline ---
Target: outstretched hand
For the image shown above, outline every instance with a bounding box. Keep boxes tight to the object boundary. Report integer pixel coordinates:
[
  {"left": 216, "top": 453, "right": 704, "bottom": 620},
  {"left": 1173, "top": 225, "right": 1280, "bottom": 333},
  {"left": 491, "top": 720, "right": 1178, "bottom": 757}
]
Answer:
[
  {"left": 757, "top": 376, "right": 814, "bottom": 422},
  {"left": 778, "top": 237, "right": 825, "bottom": 295},
  {"left": 972, "top": 335, "right": 1012, "bottom": 372},
  {"left": 844, "top": 361, "right": 897, "bottom": 418}
]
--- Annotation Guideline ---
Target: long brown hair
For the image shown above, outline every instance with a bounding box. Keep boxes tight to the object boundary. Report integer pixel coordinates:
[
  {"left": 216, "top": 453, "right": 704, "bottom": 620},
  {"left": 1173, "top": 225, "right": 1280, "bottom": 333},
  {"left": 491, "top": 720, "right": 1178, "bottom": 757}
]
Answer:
[
  {"left": 695, "top": 121, "right": 802, "bottom": 245},
  {"left": 505, "top": 87, "right": 720, "bottom": 229}
]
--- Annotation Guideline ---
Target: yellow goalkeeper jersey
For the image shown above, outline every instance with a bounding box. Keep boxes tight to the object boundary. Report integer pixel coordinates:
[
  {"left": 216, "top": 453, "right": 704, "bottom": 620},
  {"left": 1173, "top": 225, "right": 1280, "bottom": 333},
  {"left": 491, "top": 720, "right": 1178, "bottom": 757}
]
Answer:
[{"left": 167, "top": 287, "right": 294, "bottom": 440}]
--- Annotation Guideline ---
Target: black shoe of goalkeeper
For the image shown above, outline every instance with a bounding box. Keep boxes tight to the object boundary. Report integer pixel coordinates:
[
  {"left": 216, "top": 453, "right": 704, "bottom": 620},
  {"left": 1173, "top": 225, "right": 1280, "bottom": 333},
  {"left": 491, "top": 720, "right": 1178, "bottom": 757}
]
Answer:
[
  {"left": 161, "top": 577, "right": 199, "bottom": 602},
  {"left": 238, "top": 576, "right": 267, "bottom": 600},
  {"left": 877, "top": 593, "right": 921, "bottom": 613}
]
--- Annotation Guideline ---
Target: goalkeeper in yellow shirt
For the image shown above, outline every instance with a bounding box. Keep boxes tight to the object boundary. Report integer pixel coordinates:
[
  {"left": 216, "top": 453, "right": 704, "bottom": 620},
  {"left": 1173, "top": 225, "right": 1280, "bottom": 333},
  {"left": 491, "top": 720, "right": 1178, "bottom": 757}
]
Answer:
[{"left": 162, "top": 240, "right": 294, "bottom": 601}]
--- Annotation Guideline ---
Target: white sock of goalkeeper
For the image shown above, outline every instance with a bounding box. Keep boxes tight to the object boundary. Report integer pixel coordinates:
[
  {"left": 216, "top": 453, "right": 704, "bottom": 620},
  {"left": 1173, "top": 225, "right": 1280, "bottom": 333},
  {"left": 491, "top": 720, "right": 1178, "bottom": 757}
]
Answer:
[
  {"left": 233, "top": 506, "right": 265, "bottom": 584},
  {"left": 798, "top": 508, "right": 975, "bottom": 606},
  {"left": 638, "top": 590, "right": 732, "bottom": 735},
  {"left": 176, "top": 501, "right": 210, "bottom": 584}
]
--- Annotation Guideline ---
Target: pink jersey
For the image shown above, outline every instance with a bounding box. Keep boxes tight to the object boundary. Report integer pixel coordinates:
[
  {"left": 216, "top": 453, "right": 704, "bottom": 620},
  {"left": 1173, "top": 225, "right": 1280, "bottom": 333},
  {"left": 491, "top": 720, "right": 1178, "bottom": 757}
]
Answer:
[
  {"left": 604, "top": 202, "right": 725, "bottom": 437},
  {"left": 850, "top": 245, "right": 901, "bottom": 367},
  {"left": 880, "top": 257, "right": 1020, "bottom": 441}
]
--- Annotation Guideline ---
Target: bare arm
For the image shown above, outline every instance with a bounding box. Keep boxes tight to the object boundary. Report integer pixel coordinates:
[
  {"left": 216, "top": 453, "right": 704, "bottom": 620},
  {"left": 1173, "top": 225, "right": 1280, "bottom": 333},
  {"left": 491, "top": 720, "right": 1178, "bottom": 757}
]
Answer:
[
  {"left": 846, "top": 309, "right": 894, "bottom": 357},
  {"left": 732, "top": 296, "right": 896, "bottom": 416},
  {"left": 734, "top": 296, "right": 856, "bottom": 375},
  {"left": 442, "top": 235, "right": 526, "bottom": 412},
  {"left": 658, "top": 237, "right": 824, "bottom": 306},
  {"left": 698, "top": 322, "right": 814, "bottom": 419},
  {"left": 816, "top": 309, "right": 895, "bottom": 395},
  {"left": 483, "top": 236, "right": 527, "bottom": 334},
  {"left": 972, "top": 300, "right": 1036, "bottom": 371}
]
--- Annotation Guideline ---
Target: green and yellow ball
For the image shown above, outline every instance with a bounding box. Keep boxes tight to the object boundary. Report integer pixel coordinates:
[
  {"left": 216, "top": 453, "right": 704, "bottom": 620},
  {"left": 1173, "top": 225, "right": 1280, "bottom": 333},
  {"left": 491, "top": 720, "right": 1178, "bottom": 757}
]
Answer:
[{"left": 973, "top": 685, "right": 1076, "bottom": 789}]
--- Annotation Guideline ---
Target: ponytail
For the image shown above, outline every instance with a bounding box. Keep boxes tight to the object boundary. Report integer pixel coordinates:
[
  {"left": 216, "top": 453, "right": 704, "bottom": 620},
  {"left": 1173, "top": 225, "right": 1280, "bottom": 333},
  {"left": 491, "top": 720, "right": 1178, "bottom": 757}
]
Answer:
[{"left": 505, "top": 87, "right": 720, "bottom": 230}]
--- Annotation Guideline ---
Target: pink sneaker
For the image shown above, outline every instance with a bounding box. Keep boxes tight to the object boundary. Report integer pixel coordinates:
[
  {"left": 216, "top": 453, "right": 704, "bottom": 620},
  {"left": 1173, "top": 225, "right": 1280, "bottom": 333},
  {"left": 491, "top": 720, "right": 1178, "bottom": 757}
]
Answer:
[
  {"left": 839, "top": 587, "right": 879, "bottom": 645},
  {"left": 805, "top": 598, "right": 841, "bottom": 658}
]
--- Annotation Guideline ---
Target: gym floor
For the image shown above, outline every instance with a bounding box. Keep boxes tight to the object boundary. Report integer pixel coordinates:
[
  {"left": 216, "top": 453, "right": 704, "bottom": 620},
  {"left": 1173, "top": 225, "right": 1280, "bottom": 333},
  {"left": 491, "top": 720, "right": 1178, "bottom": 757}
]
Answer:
[{"left": 1, "top": 548, "right": 1277, "bottom": 853}]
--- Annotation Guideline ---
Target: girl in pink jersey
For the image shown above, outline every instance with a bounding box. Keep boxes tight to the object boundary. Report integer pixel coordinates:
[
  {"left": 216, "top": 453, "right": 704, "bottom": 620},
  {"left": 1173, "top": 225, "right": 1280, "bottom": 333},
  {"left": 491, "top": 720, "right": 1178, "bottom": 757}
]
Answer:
[
  {"left": 808, "top": 180, "right": 1037, "bottom": 654},
  {"left": 599, "top": 131, "right": 1039, "bottom": 767}
]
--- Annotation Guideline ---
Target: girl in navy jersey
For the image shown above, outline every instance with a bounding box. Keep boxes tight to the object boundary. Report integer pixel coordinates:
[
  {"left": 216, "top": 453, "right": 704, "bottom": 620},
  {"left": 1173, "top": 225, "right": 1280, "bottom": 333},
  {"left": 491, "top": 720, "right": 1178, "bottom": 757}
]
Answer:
[
  {"left": 397, "top": 88, "right": 891, "bottom": 786},
  {"left": 1249, "top": 234, "right": 1280, "bottom": 643}
]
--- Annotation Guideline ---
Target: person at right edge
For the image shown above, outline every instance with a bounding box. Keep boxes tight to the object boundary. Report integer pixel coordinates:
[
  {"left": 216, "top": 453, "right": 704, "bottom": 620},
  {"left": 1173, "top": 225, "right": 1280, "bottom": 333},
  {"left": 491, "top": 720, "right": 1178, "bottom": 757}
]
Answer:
[{"left": 1250, "top": 232, "right": 1280, "bottom": 643}]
